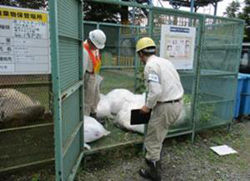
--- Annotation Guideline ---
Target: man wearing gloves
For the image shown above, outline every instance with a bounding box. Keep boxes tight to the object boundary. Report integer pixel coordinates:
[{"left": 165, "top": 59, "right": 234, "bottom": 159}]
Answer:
[
  {"left": 136, "top": 37, "right": 184, "bottom": 181},
  {"left": 83, "top": 29, "right": 106, "bottom": 120}
]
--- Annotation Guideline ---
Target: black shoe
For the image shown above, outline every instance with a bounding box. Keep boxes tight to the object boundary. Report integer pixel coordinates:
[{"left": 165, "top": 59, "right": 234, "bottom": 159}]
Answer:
[
  {"left": 138, "top": 159, "right": 161, "bottom": 181},
  {"left": 139, "top": 168, "right": 153, "bottom": 179}
]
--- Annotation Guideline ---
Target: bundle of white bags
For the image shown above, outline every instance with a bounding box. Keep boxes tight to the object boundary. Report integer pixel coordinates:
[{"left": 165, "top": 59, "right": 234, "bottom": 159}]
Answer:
[
  {"left": 84, "top": 88, "right": 191, "bottom": 148},
  {"left": 96, "top": 88, "right": 191, "bottom": 134}
]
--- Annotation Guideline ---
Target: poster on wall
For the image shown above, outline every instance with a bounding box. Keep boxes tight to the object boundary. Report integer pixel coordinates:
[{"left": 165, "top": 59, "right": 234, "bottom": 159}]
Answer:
[
  {"left": 160, "top": 25, "right": 196, "bottom": 70},
  {"left": 0, "top": 5, "right": 50, "bottom": 75}
]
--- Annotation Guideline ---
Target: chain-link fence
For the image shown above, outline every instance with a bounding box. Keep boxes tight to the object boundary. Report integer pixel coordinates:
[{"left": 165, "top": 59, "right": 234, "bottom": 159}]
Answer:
[
  {"left": 196, "top": 16, "right": 244, "bottom": 130},
  {"left": 0, "top": 74, "right": 53, "bottom": 173}
]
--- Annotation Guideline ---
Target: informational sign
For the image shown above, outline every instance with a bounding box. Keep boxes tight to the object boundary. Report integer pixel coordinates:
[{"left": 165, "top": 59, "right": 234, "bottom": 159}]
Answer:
[
  {"left": 0, "top": 6, "right": 50, "bottom": 75},
  {"left": 160, "top": 25, "right": 196, "bottom": 70}
]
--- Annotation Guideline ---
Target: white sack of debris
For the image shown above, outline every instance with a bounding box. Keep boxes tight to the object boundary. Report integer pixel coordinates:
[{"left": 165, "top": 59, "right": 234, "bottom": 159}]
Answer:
[
  {"left": 96, "top": 94, "right": 112, "bottom": 119},
  {"left": 0, "top": 89, "right": 44, "bottom": 123},
  {"left": 115, "top": 94, "right": 190, "bottom": 134},
  {"left": 96, "top": 88, "right": 190, "bottom": 134},
  {"left": 115, "top": 94, "right": 145, "bottom": 134},
  {"left": 106, "top": 89, "right": 134, "bottom": 114},
  {"left": 84, "top": 116, "right": 110, "bottom": 143}
]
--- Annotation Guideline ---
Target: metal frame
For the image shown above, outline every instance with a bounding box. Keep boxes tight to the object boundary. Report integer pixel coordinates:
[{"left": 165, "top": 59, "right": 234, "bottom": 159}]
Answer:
[
  {"left": 0, "top": 1, "right": 244, "bottom": 180},
  {"left": 83, "top": 0, "right": 244, "bottom": 143},
  {"left": 49, "top": 0, "right": 84, "bottom": 180}
]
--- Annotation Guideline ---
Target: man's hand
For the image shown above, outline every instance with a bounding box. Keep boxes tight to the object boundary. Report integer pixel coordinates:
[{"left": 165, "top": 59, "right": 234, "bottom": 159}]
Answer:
[{"left": 140, "top": 105, "right": 150, "bottom": 114}]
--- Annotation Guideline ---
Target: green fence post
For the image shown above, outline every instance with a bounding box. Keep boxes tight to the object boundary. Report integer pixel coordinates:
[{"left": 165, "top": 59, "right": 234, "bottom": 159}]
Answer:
[
  {"left": 191, "top": 15, "right": 205, "bottom": 143},
  {"left": 118, "top": 26, "right": 121, "bottom": 67},
  {"left": 134, "top": 26, "right": 139, "bottom": 92},
  {"left": 49, "top": 0, "right": 64, "bottom": 179},
  {"left": 79, "top": 0, "right": 84, "bottom": 160}
]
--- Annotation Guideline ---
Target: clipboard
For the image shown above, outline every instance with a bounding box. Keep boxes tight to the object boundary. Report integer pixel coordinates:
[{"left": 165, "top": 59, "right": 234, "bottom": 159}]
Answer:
[{"left": 130, "top": 109, "right": 151, "bottom": 125}]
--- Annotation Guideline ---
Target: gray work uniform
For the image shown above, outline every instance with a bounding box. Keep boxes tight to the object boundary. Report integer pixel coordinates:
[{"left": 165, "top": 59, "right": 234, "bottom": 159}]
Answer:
[
  {"left": 83, "top": 44, "right": 101, "bottom": 116},
  {"left": 144, "top": 55, "right": 184, "bottom": 161}
]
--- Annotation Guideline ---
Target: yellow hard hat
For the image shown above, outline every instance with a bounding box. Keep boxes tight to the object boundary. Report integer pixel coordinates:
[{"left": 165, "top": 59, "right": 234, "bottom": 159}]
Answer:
[{"left": 136, "top": 37, "right": 156, "bottom": 52}]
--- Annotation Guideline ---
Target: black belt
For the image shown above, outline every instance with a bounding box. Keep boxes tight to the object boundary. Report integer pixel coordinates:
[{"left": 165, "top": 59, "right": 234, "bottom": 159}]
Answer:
[{"left": 157, "top": 98, "right": 182, "bottom": 104}]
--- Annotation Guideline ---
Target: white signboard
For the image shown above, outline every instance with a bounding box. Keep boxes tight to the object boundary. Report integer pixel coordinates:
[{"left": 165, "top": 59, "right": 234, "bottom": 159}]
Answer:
[
  {"left": 160, "top": 25, "right": 196, "bottom": 70},
  {"left": 0, "top": 6, "right": 50, "bottom": 75}
]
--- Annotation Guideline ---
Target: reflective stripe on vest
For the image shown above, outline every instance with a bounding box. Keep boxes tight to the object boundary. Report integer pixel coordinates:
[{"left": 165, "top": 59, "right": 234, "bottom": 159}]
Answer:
[{"left": 83, "top": 42, "right": 101, "bottom": 74}]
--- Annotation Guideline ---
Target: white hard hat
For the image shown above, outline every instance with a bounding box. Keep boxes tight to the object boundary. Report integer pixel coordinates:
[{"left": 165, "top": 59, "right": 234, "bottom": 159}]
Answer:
[{"left": 89, "top": 29, "right": 106, "bottom": 49}]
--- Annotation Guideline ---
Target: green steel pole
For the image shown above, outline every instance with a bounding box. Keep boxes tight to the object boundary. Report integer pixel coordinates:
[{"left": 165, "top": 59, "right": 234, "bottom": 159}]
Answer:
[
  {"left": 214, "top": 2, "right": 217, "bottom": 16},
  {"left": 190, "top": 0, "right": 195, "bottom": 13},
  {"left": 48, "top": 0, "right": 64, "bottom": 180},
  {"left": 191, "top": 16, "right": 205, "bottom": 143},
  {"left": 79, "top": 0, "right": 84, "bottom": 155},
  {"left": 148, "top": 7, "right": 153, "bottom": 37},
  {"left": 134, "top": 26, "right": 139, "bottom": 92},
  {"left": 118, "top": 26, "right": 121, "bottom": 67}
]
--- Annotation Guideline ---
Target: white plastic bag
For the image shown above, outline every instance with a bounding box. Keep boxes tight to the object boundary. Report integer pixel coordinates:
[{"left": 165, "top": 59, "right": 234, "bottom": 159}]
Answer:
[
  {"left": 84, "top": 116, "right": 110, "bottom": 143},
  {"left": 96, "top": 94, "right": 112, "bottom": 118},
  {"left": 106, "top": 89, "right": 134, "bottom": 114},
  {"left": 0, "top": 89, "right": 44, "bottom": 122},
  {"left": 115, "top": 98, "right": 145, "bottom": 134},
  {"left": 115, "top": 93, "right": 190, "bottom": 134}
]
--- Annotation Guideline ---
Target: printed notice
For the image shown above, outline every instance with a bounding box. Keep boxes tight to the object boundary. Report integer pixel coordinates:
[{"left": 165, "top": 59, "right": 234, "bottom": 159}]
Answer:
[
  {"left": 160, "top": 25, "right": 196, "bottom": 70},
  {"left": 0, "top": 6, "right": 50, "bottom": 74}
]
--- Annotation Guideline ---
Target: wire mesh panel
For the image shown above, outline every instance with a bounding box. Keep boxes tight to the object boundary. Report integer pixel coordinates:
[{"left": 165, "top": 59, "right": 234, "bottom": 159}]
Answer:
[
  {"left": 0, "top": 76, "right": 53, "bottom": 173},
  {"left": 196, "top": 75, "right": 237, "bottom": 129},
  {"left": 49, "top": 0, "right": 83, "bottom": 180},
  {"left": 151, "top": 8, "right": 203, "bottom": 136},
  {"left": 0, "top": 5, "right": 52, "bottom": 174},
  {"left": 201, "top": 17, "right": 244, "bottom": 73},
  {"left": 196, "top": 16, "right": 244, "bottom": 130}
]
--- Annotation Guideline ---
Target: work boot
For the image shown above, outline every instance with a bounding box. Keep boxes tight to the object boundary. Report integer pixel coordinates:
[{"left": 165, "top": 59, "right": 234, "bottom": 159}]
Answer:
[
  {"left": 90, "top": 112, "right": 104, "bottom": 124},
  {"left": 139, "top": 159, "right": 161, "bottom": 181}
]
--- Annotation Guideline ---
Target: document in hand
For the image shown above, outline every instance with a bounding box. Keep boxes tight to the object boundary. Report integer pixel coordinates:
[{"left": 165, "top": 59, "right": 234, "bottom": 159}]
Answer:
[{"left": 130, "top": 109, "right": 151, "bottom": 125}]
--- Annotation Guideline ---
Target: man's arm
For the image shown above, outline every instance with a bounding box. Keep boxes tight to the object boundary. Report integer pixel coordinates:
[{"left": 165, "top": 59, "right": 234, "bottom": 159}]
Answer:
[
  {"left": 145, "top": 81, "right": 162, "bottom": 109},
  {"left": 141, "top": 67, "right": 162, "bottom": 113}
]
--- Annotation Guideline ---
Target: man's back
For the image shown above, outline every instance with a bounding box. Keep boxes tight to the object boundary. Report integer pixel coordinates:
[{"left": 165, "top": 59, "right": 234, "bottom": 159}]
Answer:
[{"left": 145, "top": 55, "right": 184, "bottom": 102}]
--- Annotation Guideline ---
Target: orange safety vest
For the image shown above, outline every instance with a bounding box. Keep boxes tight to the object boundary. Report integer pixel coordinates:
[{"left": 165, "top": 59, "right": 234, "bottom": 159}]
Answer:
[{"left": 83, "top": 42, "right": 101, "bottom": 74}]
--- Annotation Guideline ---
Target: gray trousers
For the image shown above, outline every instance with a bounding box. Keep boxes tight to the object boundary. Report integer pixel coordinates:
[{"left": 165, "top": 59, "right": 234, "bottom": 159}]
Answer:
[
  {"left": 145, "top": 100, "right": 183, "bottom": 161},
  {"left": 84, "top": 73, "right": 100, "bottom": 116}
]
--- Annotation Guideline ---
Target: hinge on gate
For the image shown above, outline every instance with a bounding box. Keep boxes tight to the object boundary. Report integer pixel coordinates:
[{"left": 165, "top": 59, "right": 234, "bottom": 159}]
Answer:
[{"left": 61, "top": 93, "right": 68, "bottom": 101}]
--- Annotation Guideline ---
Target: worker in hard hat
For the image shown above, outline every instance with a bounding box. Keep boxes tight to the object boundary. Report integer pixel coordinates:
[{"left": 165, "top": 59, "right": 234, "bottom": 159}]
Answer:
[
  {"left": 83, "top": 29, "right": 106, "bottom": 121},
  {"left": 136, "top": 37, "right": 184, "bottom": 181}
]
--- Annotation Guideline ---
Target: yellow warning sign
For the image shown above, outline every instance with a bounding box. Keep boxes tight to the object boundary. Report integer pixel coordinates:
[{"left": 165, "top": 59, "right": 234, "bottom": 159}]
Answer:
[{"left": 0, "top": 7, "right": 47, "bottom": 23}]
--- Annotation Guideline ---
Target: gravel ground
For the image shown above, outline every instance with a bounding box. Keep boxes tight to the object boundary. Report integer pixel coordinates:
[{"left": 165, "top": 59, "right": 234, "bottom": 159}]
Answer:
[
  {"left": 76, "top": 120, "right": 250, "bottom": 181},
  {"left": 1, "top": 120, "right": 250, "bottom": 181}
]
